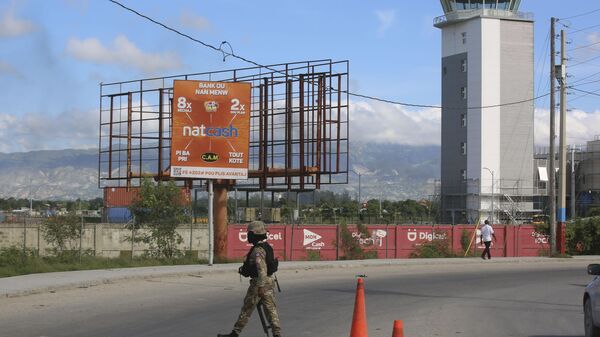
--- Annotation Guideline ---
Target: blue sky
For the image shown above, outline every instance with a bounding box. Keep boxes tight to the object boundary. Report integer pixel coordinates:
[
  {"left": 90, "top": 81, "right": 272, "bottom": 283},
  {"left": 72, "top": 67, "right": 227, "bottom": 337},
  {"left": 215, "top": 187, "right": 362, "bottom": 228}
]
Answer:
[{"left": 0, "top": 0, "right": 599, "bottom": 153}]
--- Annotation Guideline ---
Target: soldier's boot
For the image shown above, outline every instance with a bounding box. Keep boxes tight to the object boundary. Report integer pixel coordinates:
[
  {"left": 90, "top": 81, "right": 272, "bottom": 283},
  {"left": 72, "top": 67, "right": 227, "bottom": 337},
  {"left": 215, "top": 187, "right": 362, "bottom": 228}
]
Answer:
[{"left": 217, "top": 332, "right": 238, "bottom": 337}]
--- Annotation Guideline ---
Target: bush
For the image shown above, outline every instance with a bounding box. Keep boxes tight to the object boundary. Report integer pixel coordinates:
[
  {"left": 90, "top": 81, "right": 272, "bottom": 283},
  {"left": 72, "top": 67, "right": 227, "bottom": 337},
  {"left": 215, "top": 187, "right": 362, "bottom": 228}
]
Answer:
[
  {"left": 337, "top": 223, "right": 378, "bottom": 260},
  {"left": 460, "top": 229, "right": 471, "bottom": 254},
  {"left": 129, "top": 178, "right": 187, "bottom": 260},
  {"left": 566, "top": 216, "right": 600, "bottom": 255},
  {"left": 306, "top": 250, "right": 321, "bottom": 261},
  {"left": 410, "top": 231, "right": 457, "bottom": 258},
  {"left": 41, "top": 214, "right": 81, "bottom": 257},
  {"left": 588, "top": 207, "right": 600, "bottom": 217}
]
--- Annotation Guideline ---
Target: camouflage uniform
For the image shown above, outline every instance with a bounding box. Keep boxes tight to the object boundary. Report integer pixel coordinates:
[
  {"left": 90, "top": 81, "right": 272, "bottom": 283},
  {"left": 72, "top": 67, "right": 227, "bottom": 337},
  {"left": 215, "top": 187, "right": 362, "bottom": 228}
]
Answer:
[{"left": 232, "top": 243, "right": 281, "bottom": 336}]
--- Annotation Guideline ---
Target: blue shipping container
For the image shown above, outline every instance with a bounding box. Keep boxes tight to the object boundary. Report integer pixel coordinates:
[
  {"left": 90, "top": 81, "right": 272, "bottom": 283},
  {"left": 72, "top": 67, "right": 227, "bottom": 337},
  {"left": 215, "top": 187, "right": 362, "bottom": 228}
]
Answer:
[
  {"left": 0, "top": 211, "right": 5, "bottom": 223},
  {"left": 107, "top": 207, "right": 132, "bottom": 223}
]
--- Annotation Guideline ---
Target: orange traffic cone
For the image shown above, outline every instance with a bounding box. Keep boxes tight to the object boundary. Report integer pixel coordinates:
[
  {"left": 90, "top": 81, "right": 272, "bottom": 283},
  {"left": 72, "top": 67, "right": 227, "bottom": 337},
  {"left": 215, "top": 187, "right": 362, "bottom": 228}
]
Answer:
[
  {"left": 349, "top": 278, "right": 368, "bottom": 337},
  {"left": 391, "top": 320, "right": 404, "bottom": 337}
]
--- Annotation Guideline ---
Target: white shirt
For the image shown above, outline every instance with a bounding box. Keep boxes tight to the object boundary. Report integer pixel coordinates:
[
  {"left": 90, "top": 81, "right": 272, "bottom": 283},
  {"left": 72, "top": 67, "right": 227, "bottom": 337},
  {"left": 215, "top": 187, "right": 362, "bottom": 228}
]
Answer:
[{"left": 480, "top": 224, "right": 494, "bottom": 242}]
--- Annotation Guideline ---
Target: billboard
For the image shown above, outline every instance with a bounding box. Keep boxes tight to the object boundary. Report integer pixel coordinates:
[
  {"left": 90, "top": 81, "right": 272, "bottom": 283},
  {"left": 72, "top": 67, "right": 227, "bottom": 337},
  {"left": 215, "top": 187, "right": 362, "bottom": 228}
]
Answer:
[{"left": 170, "top": 80, "right": 251, "bottom": 179}]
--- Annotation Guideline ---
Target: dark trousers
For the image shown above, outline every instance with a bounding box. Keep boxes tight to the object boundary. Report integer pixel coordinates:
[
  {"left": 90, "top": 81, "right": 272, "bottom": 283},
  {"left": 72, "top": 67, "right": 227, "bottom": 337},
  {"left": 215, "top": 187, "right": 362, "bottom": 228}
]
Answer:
[{"left": 481, "top": 241, "right": 492, "bottom": 259}]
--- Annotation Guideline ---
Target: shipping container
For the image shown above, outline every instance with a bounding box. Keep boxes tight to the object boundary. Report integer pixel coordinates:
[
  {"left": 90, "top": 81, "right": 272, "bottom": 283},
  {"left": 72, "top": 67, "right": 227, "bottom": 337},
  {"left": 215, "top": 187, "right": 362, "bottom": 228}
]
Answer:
[
  {"left": 104, "top": 187, "right": 192, "bottom": 207},
  {"left": 106, "top": 207, "right": 133, "bottom": 223},
  {"left": 104, "top": 187, "right": 140, "bottom": 208}
]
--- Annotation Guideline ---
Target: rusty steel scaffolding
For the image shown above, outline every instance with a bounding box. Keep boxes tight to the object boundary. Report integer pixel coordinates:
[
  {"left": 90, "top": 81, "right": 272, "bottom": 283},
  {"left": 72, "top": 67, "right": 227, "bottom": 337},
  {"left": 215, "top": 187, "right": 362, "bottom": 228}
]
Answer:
[{"left": 98, "top": 59, "right": 349, "bottom": 192}]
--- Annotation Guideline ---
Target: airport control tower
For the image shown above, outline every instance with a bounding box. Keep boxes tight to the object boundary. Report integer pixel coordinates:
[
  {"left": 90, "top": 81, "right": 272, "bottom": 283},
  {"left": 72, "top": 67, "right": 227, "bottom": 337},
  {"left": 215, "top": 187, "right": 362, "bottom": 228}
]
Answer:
[{"left": 435, "top": 0, "right": 535, "bottom": 224}]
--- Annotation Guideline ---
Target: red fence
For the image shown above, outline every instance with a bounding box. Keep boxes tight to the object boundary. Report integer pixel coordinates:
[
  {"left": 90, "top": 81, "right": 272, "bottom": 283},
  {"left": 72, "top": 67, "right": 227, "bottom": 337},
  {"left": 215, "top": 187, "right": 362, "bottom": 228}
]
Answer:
[{"left": 226, "top": 224, "right": 559, "bottom": 261}]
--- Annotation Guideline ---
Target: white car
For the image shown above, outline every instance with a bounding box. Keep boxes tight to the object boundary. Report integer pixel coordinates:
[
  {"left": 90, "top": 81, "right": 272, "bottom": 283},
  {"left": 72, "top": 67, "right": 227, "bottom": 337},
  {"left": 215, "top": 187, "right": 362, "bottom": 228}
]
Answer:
[{"left": 585, "top": 264, "right": 600, "bottom": 337}]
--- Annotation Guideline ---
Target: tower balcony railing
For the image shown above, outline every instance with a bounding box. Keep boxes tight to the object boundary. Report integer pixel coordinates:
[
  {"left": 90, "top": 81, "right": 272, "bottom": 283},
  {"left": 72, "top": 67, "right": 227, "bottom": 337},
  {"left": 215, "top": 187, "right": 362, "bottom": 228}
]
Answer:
[{"left": 434, "top": 9, "right": 533, "bottom": 26}]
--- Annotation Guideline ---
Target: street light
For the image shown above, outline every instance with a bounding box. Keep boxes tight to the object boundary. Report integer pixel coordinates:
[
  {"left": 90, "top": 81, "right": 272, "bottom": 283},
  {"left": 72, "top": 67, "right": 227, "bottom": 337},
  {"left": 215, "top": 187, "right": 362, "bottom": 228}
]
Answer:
[
  {"left": 483, "top": 167, "right": 495, "bottom": 224},
  {"left": 350, "top": 169, "right": 364, "bottom": 215}
]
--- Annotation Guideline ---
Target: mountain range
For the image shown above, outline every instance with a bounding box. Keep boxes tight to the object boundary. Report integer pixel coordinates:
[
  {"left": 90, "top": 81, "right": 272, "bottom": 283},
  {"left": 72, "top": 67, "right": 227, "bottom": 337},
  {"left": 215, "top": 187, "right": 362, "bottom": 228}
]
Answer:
[{"left": 0, "top": 143, "right": 440, "bottom": 201}]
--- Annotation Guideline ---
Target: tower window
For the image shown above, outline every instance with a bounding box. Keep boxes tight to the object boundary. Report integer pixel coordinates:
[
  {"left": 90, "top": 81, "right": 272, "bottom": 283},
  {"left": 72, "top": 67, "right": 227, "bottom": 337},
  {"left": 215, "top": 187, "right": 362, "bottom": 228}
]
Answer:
[
  {"left": 460, "top": 142, "right": 467, "bottom": 155},
  {"left": 461, "top": 32, "right": 467, "bottom": 44},
  {"left": 461, "top": 59, "right": 467, "bottom": 72},
  {"left": 461, "top": 169, "right": 467, "bottom": 181},
  {"left": 443, "top": 66, "right": 447, "bottom": 76},
  {"left": 461, "top": 87, "right": 467, "bottom": 99},
  {"left": 461, "top": 113, "right": 467, "bottom": 127}
]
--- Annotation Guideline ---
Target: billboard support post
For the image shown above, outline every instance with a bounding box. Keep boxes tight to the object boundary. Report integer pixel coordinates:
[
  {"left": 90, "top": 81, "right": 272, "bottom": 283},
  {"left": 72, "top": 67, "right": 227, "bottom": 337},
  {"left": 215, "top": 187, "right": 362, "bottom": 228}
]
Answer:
[
  {"left": 208, "top": 180, "right": 214, "bottom": 266},
  {"left": 214, "top": 183, "right": 229, "bottom": 259}
]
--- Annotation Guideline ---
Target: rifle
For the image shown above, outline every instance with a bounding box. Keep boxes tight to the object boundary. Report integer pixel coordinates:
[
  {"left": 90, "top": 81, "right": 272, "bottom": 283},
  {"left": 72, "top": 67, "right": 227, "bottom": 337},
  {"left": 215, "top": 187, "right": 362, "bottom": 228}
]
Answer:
[
  {"left": 274, "top": 274, "right": 281, "bottom": 293},
  {"left": 256, "top": 300, "right": 271, "bottom": 337}
]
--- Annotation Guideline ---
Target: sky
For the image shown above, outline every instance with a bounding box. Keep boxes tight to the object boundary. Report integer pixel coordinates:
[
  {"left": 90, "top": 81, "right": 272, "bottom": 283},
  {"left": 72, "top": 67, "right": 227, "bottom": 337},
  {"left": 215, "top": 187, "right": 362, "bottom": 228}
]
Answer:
[{"left": 0, "top": 0, "right": 599, "bottom": 153}]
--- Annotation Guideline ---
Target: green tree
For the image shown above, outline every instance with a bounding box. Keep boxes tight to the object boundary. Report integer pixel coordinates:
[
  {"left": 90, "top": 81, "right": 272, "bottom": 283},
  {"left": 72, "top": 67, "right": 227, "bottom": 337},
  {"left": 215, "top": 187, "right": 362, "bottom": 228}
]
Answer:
[
  {"left": 41, "top": 214, "right": 81, "bottom": 257},
  {"left": 566, "top": 216, "right": 600, "bottom": 255},
  {"left": 129, "top": 179, "right": 187, "bottom": 259},
  {"left": 588, "top": 207, "right": 600, "bottom": 217}
]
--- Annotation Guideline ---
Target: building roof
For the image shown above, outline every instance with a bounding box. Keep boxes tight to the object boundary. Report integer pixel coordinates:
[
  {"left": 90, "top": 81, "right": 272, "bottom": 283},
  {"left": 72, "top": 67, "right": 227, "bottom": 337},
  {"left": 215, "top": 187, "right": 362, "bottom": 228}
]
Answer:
[{"left": 439, "top": 0, "right": 522, "bottom": 14}]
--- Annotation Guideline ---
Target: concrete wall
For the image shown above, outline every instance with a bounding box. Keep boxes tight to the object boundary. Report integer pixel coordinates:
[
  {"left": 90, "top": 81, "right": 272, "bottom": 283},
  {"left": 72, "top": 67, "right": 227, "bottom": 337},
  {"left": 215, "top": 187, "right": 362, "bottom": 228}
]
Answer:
[{"left": 0, "top": 223, "right": 209, "bottom": 259}]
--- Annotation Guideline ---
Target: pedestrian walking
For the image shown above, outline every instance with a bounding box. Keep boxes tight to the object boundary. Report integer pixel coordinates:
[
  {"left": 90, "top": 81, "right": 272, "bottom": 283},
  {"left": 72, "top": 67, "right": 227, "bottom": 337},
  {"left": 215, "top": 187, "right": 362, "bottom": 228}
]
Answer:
[
  {"left": 480, "top": 219, "right": 497, "bottom": 260},
  {"left": 218, "top": 221, "right": 282, "bottom": 337}
]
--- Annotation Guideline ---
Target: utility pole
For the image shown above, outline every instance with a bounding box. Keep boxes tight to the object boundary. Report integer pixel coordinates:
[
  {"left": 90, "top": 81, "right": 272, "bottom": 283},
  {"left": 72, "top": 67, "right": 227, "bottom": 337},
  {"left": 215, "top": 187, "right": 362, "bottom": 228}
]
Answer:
[
  {"left": 549, "top": 17, "right": 557, "bottom": 255},
  {"left": 571, "top": 146, "right": 576, "bottom": 220},
  {"left": 557, "top": 28, "right": 567, "bottom": 254}
]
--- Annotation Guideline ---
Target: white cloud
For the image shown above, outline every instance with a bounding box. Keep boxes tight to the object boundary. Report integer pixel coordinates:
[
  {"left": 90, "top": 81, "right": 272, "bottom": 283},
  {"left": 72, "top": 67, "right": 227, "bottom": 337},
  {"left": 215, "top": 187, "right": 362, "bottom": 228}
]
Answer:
[
  {"left": 350, "top": 101, "right": 600, "bottom": 147},
  {"left": 180, "top": 12, "right": 211, "bottom": 31},
  {"left": 350, "top": 100, "right": 440, "bottom": 145},
  {"left": 375, "top": 10, "right": 395, "bottom": 38},
  {"left": 587, "top": 32, "right": 600, "bottom": 45},
  {"left": 0, "top": 59, "right": 22, "bottom": 78},
  {"left": 66, "top": 35, "right": 182, "bottom": 73},
  {"left": 0, "top": 109, "right": 98, "bottom": 153},
  {"left": 534, "top": 107, "right": 600, "bottom": 147},
  {"left": 0, "top": 8, "right": 36, "bottom": 38}
]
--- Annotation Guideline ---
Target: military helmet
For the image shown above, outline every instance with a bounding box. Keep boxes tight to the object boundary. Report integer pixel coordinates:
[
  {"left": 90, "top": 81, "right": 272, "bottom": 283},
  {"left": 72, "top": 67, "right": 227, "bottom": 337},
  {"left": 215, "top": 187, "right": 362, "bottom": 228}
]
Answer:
[{"left": 247, "top": 220, "right": 267, "bottom": 235}]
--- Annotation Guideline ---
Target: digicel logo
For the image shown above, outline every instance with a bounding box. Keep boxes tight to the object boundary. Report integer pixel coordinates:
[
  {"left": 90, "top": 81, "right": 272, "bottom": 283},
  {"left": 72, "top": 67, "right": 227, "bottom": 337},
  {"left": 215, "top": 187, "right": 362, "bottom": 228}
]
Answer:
[{"left": 303, "top": 229, "right": 322, "bottom": 246}]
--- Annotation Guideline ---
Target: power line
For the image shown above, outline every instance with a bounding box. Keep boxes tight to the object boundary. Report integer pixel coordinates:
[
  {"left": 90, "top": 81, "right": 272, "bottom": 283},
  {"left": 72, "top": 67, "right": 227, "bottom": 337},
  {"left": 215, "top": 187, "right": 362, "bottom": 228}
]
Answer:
[
  {"left": 571, "top": 69, "right": 600, "bottom": 84},
  {"left": 571, "top": 87, "right": 600, "bottom": 98},
  {"left": 560, "top": 8, "right": 600, "bottom": 20},
  {"left": 108, "top": 0, "right": 550, "bottom": 111},
  {"left": 570, "top": 54, "right": 600, "bottom": 68},
  {"left": 569, "top": 39, "right": 600, "bottom": 52},
  {"left": 572, "top": 77, "right": 600, "bottom": 87},
  {"left": 568, "top": 23, "right": 600, "bottom": 34}
]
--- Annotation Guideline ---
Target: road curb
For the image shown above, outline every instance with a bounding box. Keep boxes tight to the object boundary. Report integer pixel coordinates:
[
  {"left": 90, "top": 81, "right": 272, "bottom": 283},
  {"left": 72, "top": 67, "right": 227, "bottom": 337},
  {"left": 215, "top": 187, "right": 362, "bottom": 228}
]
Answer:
[{"left": 1, "top": 256, "right": 598, "bottom": 298}]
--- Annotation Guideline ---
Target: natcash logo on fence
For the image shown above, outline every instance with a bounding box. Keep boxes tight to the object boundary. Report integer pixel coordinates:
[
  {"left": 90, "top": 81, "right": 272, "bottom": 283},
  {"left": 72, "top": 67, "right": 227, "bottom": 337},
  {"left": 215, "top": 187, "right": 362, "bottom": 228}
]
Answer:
[
  {"left": 182, "top": 124, "right": 239, "bottom": 137},
  {"left": 303, "top": 229, "right": 325, "bottom": 249}
]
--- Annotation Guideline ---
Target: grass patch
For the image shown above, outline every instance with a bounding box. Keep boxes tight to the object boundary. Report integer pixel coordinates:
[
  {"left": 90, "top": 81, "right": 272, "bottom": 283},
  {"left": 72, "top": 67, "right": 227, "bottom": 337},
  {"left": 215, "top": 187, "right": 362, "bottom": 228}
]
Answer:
[{"left": 0, "top": 247, "right": 207, "bottom": 278}]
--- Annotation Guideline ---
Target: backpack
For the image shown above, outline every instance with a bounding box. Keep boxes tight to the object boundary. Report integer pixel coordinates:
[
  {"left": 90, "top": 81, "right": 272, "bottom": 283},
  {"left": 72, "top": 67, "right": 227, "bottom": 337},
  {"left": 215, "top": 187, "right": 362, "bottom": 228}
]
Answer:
[{"left": 238, "top": 242, "right": 279, "bottom": 278}]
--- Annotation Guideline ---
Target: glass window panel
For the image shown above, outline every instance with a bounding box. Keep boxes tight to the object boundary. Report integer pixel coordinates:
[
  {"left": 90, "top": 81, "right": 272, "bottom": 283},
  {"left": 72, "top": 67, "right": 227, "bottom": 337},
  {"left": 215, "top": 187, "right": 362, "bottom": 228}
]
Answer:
[
  {"left": 469, "top": 0, "right": 483, "bottom": 9},
  {"left": 456, "top": 0, "right": 469, "bottom": 10},
  {"left": 498, "top": 0, "right": 510, "bottom": 10}
]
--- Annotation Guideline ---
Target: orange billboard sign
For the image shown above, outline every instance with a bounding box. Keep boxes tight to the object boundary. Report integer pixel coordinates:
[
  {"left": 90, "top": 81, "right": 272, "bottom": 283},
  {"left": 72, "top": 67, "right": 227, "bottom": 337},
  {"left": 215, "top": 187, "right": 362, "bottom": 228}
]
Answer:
[{"left": 170, "top": 80, "right": 251, "bottom": 180}]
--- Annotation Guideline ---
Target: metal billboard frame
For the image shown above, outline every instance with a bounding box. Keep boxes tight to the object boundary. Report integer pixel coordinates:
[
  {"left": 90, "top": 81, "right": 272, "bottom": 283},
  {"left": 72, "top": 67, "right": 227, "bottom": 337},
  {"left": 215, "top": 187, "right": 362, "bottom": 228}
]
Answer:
[{"left": 98, "top": 59, "right": 349, "bottom": 193}]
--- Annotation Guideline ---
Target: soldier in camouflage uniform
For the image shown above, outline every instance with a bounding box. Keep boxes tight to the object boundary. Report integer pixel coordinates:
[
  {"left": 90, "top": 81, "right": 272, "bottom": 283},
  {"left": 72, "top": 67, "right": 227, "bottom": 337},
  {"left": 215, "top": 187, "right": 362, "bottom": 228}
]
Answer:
[{"left": 218, "top": 221, "right": 281, "bottom": 337}]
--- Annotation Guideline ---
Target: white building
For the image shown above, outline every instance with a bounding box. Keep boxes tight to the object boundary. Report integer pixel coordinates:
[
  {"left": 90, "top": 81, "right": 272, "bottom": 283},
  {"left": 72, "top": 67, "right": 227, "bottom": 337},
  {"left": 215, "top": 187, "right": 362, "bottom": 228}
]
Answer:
[{"left": 435, "top": 0, "right": 535, "bottom": 224}]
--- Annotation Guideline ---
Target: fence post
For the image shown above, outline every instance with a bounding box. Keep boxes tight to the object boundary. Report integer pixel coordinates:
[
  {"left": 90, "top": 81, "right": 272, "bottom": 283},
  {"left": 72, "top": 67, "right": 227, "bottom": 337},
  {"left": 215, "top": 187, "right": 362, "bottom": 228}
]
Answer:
[
  {"left": 23, "top": 215, "right": 26, "bottom": 253},
  {"left": 336, "top": 223, "right": 340, "bottom": 260}
]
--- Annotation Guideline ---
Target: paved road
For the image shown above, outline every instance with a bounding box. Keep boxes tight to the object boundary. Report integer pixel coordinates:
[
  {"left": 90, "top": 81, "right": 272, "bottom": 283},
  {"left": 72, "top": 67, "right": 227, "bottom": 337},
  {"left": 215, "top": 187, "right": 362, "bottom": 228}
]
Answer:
[{"left": 0, "top": 258, "right": 596, "bottom": 337}]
